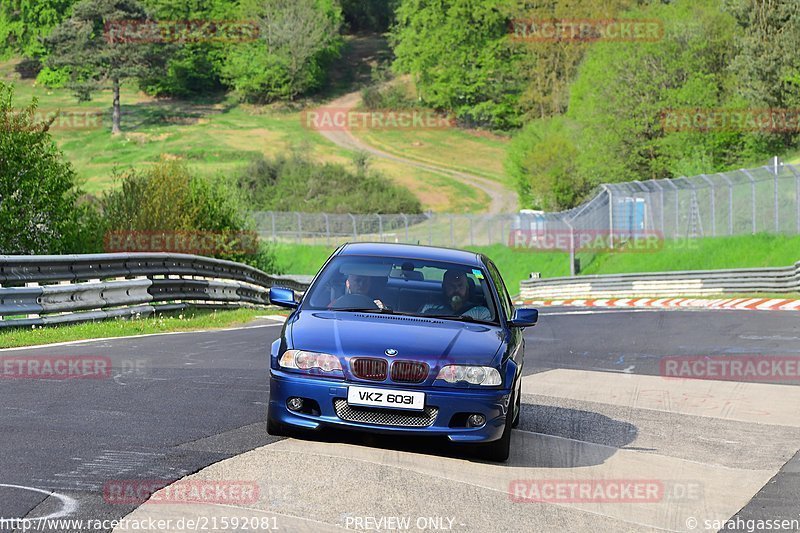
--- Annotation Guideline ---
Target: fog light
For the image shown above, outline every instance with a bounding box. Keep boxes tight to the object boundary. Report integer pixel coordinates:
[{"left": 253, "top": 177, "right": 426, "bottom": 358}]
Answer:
[
  {"left": 287, "top": 397, "right": 303, "bottom": 411},
  {"left": 467, "top": 414, "right": 485, "bottom": 427}
]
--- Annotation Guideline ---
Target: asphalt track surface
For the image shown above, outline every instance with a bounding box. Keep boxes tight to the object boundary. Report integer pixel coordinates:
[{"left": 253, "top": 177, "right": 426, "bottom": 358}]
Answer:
[{"left": 1, "top": 308, "right": 799, "bottom": 532}]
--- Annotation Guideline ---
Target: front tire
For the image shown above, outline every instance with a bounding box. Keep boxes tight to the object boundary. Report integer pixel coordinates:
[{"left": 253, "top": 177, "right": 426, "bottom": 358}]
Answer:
[{"left": 477, "top": 389, "right": 515, "bottom": 462}]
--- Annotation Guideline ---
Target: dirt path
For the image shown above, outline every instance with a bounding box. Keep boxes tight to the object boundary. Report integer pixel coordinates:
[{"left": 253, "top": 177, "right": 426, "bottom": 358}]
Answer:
[{"left": 314, "top": 91, "right": 519, "bottom": 215}]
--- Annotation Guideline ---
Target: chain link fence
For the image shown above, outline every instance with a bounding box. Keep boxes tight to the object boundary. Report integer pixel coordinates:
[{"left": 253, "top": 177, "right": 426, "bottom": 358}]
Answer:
[{"left": 252, "top": 157, "right": 800, "bottom": 250}]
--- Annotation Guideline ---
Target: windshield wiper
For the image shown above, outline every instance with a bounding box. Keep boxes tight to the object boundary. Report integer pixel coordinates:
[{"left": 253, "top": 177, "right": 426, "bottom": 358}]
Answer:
[
  {"left": 332, "top": 306, "right": 397, "bottom": 314},
  {"left": 424, "top": 313, "right": 477, "bottom": 322}
]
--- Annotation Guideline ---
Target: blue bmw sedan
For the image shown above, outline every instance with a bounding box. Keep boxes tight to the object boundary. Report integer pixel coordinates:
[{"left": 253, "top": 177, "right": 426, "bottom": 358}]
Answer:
[{"left": 266, "top": 243, "right": 538, "bottom": 461}]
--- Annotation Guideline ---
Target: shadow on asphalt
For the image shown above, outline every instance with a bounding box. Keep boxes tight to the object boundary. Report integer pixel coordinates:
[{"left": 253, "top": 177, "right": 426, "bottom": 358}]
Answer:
[{"left": 280, "top": 402, "right": 637, "bottom": 468}]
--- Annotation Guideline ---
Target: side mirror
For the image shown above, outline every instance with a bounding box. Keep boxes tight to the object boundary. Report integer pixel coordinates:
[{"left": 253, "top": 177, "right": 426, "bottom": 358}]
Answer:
[
  {"left": 269, "top": 287, "right": 298, "bottom": 309},
  {"left": 509, "top": 308, "right": 538, "bottom": 328}
]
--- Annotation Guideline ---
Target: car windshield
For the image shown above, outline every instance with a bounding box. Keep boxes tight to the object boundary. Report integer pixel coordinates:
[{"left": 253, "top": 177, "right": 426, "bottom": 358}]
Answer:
[{"left": 302, "top": 255, "right": 500, "bottom": 324}]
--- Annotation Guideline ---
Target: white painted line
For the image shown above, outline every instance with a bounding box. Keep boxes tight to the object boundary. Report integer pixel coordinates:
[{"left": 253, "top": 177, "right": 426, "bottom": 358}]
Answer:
[
  {"left": 0, "top": 484, "right": 77, "bottom": 520},
  {"left": 258, "top": 315, "right": 288, "bottom": 323}
]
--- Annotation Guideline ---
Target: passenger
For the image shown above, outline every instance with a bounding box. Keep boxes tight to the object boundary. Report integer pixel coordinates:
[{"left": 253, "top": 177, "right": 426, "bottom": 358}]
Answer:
[{"left": 420, "top": 269, "right": 491, "bottom": 321}]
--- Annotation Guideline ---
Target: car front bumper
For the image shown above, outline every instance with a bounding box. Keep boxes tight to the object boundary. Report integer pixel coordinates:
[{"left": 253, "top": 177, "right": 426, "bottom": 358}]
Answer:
[{"left": 268, "top": 370, "right": 513, "bottom": 443}]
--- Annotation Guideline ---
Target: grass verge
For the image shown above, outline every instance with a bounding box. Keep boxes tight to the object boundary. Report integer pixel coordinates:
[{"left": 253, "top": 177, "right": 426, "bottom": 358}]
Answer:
[
  {"left": 0, "top": 307, "right": 279, "bottom": 349},
  {"left": 269, "top": 234, "right": 800, "bottom": 295}
]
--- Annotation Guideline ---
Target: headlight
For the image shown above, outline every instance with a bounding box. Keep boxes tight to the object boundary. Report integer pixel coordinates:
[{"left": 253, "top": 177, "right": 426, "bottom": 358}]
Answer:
[
  {"left": 436, "top": 365, "right": 502, "bottom": 386},
  {"left": 279, "top": 350, "right": 342, "bottom": 373}
]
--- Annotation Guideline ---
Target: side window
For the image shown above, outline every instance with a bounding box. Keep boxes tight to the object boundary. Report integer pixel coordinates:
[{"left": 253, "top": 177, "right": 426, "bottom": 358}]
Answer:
[{"left": 486, "top": 261, "right": 513, "bottom": 320}]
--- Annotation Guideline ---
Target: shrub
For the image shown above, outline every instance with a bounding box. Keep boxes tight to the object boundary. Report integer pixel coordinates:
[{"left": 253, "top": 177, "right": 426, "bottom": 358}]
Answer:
[
  {"left": 0, "top": 82, "right": 89, "bottom": 254},
  {"left": 237, "top": 153, "right": 422, "bottom": 214},
  {"left": 100, "top": 159, "right": 277, "bottom": 270}
]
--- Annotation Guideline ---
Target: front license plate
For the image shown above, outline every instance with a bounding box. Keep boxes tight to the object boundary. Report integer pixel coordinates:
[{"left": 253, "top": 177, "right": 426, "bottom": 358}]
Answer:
[{"left": 347, "top": 386, "right": 425, "bottom": 411}]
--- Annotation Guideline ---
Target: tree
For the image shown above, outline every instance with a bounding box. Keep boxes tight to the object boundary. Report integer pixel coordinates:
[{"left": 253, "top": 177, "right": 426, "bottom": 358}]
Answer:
[
  {"left": 0, "top": 0, "right": 78, "bottom": 58},
  {"left": 45, "top": 0, "right": 161, "bottom": 134},
  {"left": 566, "top": 0, "right": 742, "bottom": 185},
  {"left": 340, "top": 0, "right": 398, "bottom": 33},
  {"left": 0, "top": 83, "right": 89, "bottom": 253},
  {"left": 392, "top": 0, "right": 524, "bottom": 129},
  {"left": 220, "top": 0, "right": 343, "bottom": 101},
  {"left": 505, "top": 116, "right": 590, "bottom": 210},
  {"left": 137, "top": 0, "right": 234, "bottom": 97},
  {"left": 726, "top": 0, "right": 800, "bottom": 109}
]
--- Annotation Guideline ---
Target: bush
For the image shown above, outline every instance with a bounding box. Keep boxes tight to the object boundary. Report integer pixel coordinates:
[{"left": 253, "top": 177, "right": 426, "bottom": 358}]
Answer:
[
  {"left": 506, "top": 116, "right": 592, "bottom": 210},
  {"left": 35, "top": 66, "right": 70, "bottom": 88},
  {"left": 237, "top": 153, "right": 422, "bottom": 214},
  {"left": 15, "top": 57, "right": 42, "bottom": 79},
  {"left": 0, "top": 82, "right": 90, "bottom": 254},
  {"left": 100, "top": 159, "right": 277, "bottom": 270},
  {"left": 360, "top": 82, "right": 417, "bottom": 111}
]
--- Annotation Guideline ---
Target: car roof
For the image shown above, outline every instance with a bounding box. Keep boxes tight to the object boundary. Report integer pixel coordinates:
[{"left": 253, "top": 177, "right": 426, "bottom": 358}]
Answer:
[{"left": 338, "top": 242, "right": 484, "bottom": 268}]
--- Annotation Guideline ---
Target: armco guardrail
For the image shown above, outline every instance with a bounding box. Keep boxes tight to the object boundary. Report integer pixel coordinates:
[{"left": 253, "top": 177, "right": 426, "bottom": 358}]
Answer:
[
  {"left": 0, "top": 253, "right": 312, "bottom": 328},
  {"left": 519, "top": 261, "right": 800, "bottom": 299}
]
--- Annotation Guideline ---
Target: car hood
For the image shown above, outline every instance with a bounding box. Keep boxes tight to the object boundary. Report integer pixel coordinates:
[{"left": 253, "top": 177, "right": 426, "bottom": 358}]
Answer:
[{"left": 287, "top": 310, "right": 506, "bottom": 367}]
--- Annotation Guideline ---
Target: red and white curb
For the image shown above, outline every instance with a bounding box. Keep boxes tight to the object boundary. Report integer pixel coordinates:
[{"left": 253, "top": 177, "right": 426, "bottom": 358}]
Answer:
[{"left": 514, "top": 297, "right": 800, "bottom": 312}]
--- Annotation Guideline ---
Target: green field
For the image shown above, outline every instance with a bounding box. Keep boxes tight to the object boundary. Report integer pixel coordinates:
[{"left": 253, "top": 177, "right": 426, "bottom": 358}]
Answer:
[
  {"left": 0, "top": 307, "right": 279, "bottom": 349},
  {"left": 357, "top": 122, "right": 511, "bottom": 185},
  {"left": 0, "top": 57, "right": 488, "bottom": 213},
  {"left": 270, "top": 234, "right": 800, "bottom": 294}
]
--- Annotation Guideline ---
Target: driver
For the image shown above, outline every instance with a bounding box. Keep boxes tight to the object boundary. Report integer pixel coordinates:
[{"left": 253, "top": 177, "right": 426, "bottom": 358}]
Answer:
[
  {"left": 421, "top": 269, "right": 491, "bottom": 321},
  {"left": 330, "top": 272, "right": 386, "bottom": 309},
  {"left": 345, "top": 274, "right": 373, "bottom": 296}
]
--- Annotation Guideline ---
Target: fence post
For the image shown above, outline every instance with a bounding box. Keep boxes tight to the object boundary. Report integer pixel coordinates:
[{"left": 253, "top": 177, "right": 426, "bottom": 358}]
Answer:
[
  {"left": 402, "top": 214, "right": 409, "bottom": 242},
  {"left": 324, "top": 214, "right": 330, "bottom": 246},
  {"left": 651, "top": 180, "right": 665, "bottom": 236},
  {"left": 450, "top": 214, "right": 454, "bottom": 247},
  {"left": 565, "top": 219, "right": 576, "bottom": 277},
  {"left": 271, "top": 211, "right": 276, "bottom": 240},
  {"left": 741, "top": 169, "right": 757, "bottom": 234},
  {"left": 700, "top": 174, "right": 716, "bottom": 237},
  {"left": 718, "top": 173, "right": 734, "bottom": 235},
  {"left": 602, "top": 185, "right": 614, "bottom": 249},
  {"left": 378, "top": 214, "right": 383, "bottom": 242},
  {"left": 296, "top": 212, "right": 302, "bottom": 244},
  {"left": 787, "top": 164, "right": 800, "bottom": 234},
  {"left": 469, "top": 215, "right": 474, "bottom": 246},
  {"left": 349, "top": 213, "right": 357, "bottom": 241},
  {"left": 772, "top": 157, "right": 780, "bottom": 232}
]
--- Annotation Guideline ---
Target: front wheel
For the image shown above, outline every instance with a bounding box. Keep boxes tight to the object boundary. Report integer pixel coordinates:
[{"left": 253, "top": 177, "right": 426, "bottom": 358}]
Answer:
[{"left": 477, "top": 390, "right": 515, "bottom": 462}]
